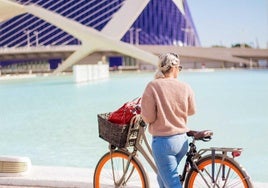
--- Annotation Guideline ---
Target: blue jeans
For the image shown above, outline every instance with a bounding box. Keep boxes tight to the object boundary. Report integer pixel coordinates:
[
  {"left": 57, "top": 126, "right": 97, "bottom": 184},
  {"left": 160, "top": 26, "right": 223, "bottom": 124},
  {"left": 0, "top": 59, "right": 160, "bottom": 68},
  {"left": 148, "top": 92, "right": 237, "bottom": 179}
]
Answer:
[{"left": 152, "top": 134, "right": 188, "bottom": 188}]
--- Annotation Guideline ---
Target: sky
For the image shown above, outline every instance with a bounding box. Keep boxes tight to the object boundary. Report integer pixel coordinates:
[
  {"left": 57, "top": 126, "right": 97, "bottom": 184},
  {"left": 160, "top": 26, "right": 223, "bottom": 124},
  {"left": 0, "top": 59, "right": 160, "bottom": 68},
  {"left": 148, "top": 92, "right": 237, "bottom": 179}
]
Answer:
[{"left": 187, "top": 0, "right": 268, "bottom": 48}]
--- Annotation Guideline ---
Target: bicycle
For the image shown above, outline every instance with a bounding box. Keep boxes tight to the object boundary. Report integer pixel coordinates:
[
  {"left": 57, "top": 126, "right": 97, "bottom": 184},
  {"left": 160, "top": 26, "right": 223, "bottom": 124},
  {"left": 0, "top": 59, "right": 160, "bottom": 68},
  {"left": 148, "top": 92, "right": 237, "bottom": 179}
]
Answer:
[{"left": 93, "top": 114, "right": 253, "bottom": 188}]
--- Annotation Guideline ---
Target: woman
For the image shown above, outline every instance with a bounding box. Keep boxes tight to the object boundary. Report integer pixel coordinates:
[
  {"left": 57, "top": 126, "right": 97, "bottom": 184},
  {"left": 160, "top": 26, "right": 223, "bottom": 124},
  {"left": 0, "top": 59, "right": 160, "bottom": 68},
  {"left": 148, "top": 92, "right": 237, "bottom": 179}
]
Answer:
[{"left": 141, "top": 53, "right": 196, "bottom": 188}]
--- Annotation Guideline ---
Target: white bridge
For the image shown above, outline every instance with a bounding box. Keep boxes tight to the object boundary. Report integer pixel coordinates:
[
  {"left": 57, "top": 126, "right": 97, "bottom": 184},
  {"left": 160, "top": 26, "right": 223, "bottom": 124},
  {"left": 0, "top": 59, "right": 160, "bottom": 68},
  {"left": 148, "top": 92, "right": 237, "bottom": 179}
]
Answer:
[{"left": 0, "top": 0, "right": 268, "bottom": 73}]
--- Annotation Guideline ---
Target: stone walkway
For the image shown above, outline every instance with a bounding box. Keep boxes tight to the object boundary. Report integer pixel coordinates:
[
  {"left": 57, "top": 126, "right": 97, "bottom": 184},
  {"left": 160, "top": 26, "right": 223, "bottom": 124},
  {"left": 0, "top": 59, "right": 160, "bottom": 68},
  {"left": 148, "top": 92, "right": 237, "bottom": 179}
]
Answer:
[
  {"left": 0, "top": 165, "right": 266, "bottom": 188},
  {"left": 0, "top": 166, "right": 92, "bottom": 188}
]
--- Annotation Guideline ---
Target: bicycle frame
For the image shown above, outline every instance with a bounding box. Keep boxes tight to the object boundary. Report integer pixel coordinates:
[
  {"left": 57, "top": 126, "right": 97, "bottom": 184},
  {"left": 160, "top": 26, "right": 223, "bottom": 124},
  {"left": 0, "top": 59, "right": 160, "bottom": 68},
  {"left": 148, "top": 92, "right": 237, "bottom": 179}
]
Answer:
[
  {"left": 119, "top": 117, "right": 158, "bottom": 173},
  {"left": 180, "top": 138, "right": 245, "bottom": 186},
  {"left": 107, "top": 119, "right": 157, "bottom": 187},
  {"left": 107, "top": 117, "right": 250, "bottom": 187}
]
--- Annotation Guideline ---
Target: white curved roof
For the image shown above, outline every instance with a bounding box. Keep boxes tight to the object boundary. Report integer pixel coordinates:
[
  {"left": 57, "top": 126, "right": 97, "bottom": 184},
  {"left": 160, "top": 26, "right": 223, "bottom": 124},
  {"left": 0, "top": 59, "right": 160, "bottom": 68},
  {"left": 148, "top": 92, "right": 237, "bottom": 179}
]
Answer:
[
  {"left": 0, "top": 0, "right": 26, "bottom": 22},
  {"left": 0, "top": 0, "right": 158, "bottom": 73}
]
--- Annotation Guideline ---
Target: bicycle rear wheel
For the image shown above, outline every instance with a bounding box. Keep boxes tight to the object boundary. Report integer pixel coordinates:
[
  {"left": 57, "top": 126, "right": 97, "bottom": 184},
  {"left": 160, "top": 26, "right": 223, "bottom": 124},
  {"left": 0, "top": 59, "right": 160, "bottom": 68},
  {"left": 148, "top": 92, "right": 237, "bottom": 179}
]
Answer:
[
  {"left": 93, "top": 150, "right": 149, "bottom": 188},
  {"left": 185, "top": 154, "right": 253, "bottom": 188}
]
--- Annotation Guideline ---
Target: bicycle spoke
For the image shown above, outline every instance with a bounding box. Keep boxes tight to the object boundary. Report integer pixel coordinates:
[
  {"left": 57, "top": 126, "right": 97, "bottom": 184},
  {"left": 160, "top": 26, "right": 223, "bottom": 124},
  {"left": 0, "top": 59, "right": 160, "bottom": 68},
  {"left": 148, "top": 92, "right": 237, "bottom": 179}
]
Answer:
[
  {"left": 124, "top": 166, "right": 136, "bottom": 184},
  {"left": 199, "top": 168, "right": 216, "bottom": 187},
  {"left": 215, "top": 163, "right": 224, "bottom": 188},
  {"left": 94, "top": 151, "right": 147, "bottom": 188},
  {"left": 223, "top": 166, "right": 249, "bottom": 188},
  {"left": 185, "top": 155, "right": 251, "bottom": 188},
  {"left": 113, "top": 159, "right": 142, "bottom": 187}
]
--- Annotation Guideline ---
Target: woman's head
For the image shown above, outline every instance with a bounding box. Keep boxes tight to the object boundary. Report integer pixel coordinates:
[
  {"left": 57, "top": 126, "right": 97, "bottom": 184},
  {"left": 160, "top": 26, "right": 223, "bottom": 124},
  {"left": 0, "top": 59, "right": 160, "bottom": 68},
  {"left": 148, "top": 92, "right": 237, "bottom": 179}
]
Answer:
[{"left": 155, "top": 53, "right": 182, "bottom": 79}]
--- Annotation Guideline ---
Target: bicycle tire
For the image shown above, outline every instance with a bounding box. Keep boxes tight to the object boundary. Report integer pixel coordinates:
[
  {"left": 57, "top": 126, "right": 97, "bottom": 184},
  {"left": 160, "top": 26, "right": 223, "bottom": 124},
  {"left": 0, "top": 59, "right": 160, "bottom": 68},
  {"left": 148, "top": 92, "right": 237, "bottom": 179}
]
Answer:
[
  {"left": 184, "top": 154, "right": 253, "bottom": 188},
  {"left": 93, "top": 150, "right": 149, "bottom": 188}
]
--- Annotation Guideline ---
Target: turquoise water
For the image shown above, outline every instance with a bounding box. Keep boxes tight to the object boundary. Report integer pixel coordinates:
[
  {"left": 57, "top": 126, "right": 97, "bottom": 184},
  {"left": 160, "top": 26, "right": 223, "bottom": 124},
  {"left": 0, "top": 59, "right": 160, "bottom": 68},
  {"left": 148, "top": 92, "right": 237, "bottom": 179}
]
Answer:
[{"left": 0, "top": 69, "right": 267, "bottom": 183}]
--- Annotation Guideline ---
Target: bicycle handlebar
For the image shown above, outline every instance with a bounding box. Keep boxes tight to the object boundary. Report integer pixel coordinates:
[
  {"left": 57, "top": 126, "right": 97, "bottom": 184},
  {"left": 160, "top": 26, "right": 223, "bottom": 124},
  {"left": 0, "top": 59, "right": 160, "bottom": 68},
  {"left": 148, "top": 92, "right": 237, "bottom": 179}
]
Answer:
[
  {"left": 140, "top": 119, "right": 147, "bottom": 127},
  {"left": 134, "top": 115, "right": 147, "bottom": 127}
]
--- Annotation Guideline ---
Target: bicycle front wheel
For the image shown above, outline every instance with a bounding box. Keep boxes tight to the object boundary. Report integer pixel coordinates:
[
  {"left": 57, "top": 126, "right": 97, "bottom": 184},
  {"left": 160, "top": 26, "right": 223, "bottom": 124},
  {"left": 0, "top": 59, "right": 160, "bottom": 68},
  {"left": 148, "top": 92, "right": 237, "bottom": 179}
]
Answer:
[
  {"left": 185, "top": 154, "right": 253, "bottom": 188},
  {"left": 93, "top": 150, "right": 149, "bottom": 188}
]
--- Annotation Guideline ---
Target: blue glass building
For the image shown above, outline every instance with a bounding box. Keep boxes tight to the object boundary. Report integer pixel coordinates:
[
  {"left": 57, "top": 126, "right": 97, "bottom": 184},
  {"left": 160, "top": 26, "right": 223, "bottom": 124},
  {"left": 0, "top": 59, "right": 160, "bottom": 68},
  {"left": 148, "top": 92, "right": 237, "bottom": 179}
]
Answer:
[{"left": 0, "top": 0, "right": 200, "bottom": 69}]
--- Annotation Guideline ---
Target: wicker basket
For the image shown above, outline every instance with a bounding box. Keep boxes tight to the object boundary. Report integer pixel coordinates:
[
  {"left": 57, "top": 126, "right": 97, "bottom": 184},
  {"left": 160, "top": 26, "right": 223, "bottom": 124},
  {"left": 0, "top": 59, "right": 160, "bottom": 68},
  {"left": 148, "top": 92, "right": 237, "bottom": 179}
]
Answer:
[{"left": 97, "top": 113, "right": 129, "bottom": 148}]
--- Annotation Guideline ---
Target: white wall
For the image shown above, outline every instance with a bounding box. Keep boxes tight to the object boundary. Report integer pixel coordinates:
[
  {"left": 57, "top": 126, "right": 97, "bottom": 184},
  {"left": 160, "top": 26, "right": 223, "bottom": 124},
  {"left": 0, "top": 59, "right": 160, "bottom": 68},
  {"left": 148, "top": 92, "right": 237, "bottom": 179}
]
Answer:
[{"left": 73, "top": 64, "right": 109, "bottom": 83}]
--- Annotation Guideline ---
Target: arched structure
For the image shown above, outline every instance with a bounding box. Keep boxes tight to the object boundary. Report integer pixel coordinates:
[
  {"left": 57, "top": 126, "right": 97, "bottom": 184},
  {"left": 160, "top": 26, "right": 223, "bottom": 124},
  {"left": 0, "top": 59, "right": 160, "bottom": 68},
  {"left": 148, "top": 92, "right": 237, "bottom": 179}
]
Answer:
[
  {"left": 0, "top": 0, "right": 199, "bottom": 47},
  {"left": 0, "top": 0, "right": 267, "bottom": 71},
  {"left": 0, "top": 0, "right": 200, "bottom": 73}
]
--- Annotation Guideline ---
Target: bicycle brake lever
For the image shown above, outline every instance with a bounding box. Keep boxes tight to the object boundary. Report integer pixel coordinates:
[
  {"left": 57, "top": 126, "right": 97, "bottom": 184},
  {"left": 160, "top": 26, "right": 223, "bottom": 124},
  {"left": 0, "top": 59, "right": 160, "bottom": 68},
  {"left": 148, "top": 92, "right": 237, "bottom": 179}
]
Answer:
[{"left": 140, "top": 120, "right": 147, "bottom": 127}]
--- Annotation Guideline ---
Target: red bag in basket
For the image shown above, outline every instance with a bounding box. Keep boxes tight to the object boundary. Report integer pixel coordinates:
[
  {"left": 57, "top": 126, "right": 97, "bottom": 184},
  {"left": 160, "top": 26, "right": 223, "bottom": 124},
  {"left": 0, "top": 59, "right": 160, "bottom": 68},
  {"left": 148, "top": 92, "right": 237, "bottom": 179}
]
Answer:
[{"left": 108, "top": 97, "right": 141, "bottom": 125}]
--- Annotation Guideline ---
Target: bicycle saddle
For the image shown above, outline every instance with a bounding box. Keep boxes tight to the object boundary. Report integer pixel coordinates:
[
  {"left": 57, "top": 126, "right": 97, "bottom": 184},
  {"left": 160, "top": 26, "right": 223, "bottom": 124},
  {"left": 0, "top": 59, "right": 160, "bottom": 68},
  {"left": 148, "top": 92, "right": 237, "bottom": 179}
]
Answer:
[{"left": 187, "top": 130, "right": 213, "bottom": 141}]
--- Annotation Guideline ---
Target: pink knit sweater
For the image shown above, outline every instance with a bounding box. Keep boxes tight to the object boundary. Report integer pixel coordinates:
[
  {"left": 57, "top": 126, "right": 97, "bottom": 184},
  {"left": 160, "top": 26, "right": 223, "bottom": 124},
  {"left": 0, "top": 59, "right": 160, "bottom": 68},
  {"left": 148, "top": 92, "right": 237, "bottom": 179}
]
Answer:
[{"left": 141, "top": 78, "right": 196, "bottom": 136}]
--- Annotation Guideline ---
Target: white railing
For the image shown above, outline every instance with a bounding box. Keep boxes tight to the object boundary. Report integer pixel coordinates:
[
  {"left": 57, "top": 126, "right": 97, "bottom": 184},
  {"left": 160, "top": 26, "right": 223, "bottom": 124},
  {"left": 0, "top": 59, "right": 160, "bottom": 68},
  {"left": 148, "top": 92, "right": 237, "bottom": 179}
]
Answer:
[{"left": 0, "top": 45, "right": 80, "bottom": 54}]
